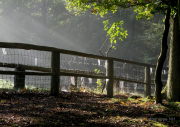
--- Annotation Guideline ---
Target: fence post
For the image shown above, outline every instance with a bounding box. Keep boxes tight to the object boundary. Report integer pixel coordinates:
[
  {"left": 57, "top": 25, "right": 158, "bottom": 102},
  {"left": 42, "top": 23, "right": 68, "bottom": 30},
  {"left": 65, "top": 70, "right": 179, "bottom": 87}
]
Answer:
[
  {"left": 14, "top": 65, "right": 25, "bottom": 90},
  {"left": 144, "top": 66, "right": 151, "bottom": 97},
  {"left": 51, "top": 51, "right": 60, "bottom": 96},
  {"left": 107, "top": 58, "right": 114, "bottom": 98}
]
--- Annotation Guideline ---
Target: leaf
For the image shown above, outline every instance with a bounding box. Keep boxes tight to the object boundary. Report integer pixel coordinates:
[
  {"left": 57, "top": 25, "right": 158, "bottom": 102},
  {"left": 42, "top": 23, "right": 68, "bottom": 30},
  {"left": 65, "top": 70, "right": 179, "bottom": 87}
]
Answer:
[
  {"left": 97, "top": 70, "right": 100, "bottom": 73},
  {"left": 112, "top": 46, "right": 116, "bottom": 49},
  {"left": 1, "top": 100, "right": 6, "bottom": 103},
  {"left": 143, "top": 117, "right": 146, "bottom": 122},
  {"left": 80, "top": 123, "right": 85, "bottom": 125},
  {"left": 21, "top": 87, "right": 26, "bottom": 92}
]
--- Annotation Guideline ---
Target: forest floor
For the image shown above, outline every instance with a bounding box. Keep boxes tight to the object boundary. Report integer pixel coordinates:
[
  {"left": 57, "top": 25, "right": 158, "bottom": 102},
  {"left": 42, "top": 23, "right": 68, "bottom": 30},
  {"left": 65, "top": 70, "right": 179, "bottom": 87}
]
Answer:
[{"left": 0, "top": 89, "right": 180, "bottom": 127}]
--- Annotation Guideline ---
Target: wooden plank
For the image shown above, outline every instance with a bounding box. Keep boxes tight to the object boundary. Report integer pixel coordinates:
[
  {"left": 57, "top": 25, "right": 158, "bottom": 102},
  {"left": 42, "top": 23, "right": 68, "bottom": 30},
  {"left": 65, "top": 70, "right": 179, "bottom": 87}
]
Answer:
[
  {"left": 0, "top": 71, "right": 53, "bottom": 75},
  {"left": 0, "top": 42, "right": 169, "bottom": 70},
  {"left": 51, "top": 51, "right": 60, "bottom": 96},
  {"left": 0, "top": 42, "right": 107, "bottom": 60},
  {"left": 0, "top": 62, "right": 106, "bottom": 77},
  {"left": 114, "top": 77, "right": 146, "bottom": 85},
  {"left": 60, "top": 72, "right": 108, "bottom": 79},
  {"left": 112, "top": 57, "right": 168, "bottom": 70},
  {"left": 0, "top": 62, "right": 51, "bottom": 72},
  {"left": 0, "top": 62, "right": 166, "bottom": 86}
]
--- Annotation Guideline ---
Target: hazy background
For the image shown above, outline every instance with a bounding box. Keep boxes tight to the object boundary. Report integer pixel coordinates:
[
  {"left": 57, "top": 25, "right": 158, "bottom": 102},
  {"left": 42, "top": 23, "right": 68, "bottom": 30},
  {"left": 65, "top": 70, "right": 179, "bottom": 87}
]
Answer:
[{"left": 0, "top": 0, "right": 169, "bottom": 65}]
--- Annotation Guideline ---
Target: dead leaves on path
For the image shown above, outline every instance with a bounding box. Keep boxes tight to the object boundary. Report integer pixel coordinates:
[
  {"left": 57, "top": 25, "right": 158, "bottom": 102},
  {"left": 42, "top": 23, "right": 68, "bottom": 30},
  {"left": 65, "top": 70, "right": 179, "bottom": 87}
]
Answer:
[{"left": 0, "top": 90, "right": 179, "bottom": 126}]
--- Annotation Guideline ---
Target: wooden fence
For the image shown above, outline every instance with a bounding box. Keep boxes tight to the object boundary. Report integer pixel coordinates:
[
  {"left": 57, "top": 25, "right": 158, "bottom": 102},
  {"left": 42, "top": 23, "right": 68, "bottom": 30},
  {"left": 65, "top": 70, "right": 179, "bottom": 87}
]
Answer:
[{"left": 0, "top": 42, "right": 168, "bottom": 97}]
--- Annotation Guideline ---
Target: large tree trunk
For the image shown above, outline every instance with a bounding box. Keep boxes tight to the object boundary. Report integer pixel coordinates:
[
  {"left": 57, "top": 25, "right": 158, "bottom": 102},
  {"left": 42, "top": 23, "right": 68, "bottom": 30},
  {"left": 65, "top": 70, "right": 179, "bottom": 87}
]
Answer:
[
  {"left": 154, "top": 9, "right": 170, "bottom": 104},
  {"left": 179, "top": 0, "right": 180, "bottom": 33},
  {"left": 166, "top": 12, "right": 180, "bottom": 101}
]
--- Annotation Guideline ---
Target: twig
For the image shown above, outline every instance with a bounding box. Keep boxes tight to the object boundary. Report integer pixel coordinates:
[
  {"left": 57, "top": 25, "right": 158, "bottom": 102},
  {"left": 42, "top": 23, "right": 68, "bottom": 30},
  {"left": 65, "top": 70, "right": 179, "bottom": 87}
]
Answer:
[{"left": 99, "top": 35, "right": 110, "bottom": 57}]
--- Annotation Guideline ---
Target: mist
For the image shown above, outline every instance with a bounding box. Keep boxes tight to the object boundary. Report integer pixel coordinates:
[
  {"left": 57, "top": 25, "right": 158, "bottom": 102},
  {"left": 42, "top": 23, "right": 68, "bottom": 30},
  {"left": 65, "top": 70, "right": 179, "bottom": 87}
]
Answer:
[{"left": 0, "top": 0, "right": 167, "bottom": 65}]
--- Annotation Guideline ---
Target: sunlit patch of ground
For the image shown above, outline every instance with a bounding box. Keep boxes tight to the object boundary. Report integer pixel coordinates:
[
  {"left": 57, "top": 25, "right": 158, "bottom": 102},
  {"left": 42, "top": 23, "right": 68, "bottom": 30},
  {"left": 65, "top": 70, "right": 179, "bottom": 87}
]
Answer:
[{"left": 0, "top": 88, "right": 180, "bottom": 126}]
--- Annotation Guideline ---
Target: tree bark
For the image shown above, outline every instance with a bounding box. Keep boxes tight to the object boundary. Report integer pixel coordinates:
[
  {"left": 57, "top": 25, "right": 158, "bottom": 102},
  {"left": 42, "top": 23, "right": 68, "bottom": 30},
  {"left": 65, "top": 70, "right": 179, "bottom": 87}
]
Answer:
[
  {"left": 179, "top": 0, "right": 180, "bottom": 32},
  {"left": 167, "top": 11, "right": 180, "bottom": 101},
  {"left": 155, "top": 9, "right": 170, "bottom": 104}
]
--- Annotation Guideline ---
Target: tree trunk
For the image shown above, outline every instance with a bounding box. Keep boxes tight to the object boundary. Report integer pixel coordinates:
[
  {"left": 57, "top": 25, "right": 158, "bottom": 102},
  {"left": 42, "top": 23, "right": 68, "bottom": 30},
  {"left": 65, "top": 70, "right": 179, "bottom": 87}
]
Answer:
[
  {"left": 179, "top": 0, "right": 180, "bottom": 33},
  {"left": 155, "top": 9, "right": 170, "bottom": 104},
  {"left": 167, "top": 12, "right": 180, "bottom": 101}
]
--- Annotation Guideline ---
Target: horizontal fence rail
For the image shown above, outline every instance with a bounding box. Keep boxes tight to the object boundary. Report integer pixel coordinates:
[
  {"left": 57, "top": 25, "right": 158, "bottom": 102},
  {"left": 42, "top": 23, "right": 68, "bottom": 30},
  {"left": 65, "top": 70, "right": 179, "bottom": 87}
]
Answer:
[{"left": 0, "top": 42, "right": 168, "bottom": 97}]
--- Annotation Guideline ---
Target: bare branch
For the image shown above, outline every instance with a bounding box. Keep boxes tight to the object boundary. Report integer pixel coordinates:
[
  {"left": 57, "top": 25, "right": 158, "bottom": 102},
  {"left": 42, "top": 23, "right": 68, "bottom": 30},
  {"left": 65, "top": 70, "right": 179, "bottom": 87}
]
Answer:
[
  {"left": 99, "top": 35, "right": 110, "bottom": 56},
  {"left": 106, "top": 43, "right": 113, "bottom": 57}
]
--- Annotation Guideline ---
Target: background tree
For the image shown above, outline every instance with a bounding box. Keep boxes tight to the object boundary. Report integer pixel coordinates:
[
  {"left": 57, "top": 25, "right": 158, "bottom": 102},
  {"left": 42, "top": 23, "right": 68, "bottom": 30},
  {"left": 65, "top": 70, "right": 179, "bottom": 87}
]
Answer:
[{"left": 64, "top": 0, "right": 180, "bottom": 103}]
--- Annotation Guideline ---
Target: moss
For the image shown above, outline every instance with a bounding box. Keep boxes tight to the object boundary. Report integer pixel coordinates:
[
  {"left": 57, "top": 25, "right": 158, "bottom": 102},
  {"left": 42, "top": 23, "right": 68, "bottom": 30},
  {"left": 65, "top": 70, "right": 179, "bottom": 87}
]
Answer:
[{"left": 161, "top": 84, "right": 167, "bottom": 99}]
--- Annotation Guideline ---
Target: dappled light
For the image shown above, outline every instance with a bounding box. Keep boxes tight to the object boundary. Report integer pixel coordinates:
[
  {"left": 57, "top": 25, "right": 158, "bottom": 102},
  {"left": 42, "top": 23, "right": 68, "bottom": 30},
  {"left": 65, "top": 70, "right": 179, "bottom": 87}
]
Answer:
[
  {"left": 0, "top": 89, "right": 179, "bottom": 126},
  {"left": 0, "top": 0, "right": 180, "bottom": 126}
]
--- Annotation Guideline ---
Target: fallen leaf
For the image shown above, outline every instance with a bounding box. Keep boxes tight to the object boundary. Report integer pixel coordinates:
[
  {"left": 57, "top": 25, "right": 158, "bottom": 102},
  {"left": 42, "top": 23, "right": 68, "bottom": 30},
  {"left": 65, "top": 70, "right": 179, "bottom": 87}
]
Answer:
[{"left": 1, "top": 100, "right": 6, "bottom": 103}]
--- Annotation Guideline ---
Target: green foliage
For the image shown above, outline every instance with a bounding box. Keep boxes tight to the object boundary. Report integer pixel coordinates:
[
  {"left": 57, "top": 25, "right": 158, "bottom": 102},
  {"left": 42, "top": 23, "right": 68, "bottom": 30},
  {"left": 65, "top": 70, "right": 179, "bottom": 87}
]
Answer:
[
  {"left": 134, "top": 5, "right": 154, "bottom": 20},
  {"left": 103, "top": 20, "right": 128, "bottom": 46},
  {"left": 64, "top": 0, "right": 174, "bottom": 20},
  {"left": 64, "top": 0, "right": 91, "bottom": 15},
  {"left": 94, "top": 69, "right": 100, "bottom": 73},
  {"left": 63, "top": 0, "right": 177, "bottom": 57}
]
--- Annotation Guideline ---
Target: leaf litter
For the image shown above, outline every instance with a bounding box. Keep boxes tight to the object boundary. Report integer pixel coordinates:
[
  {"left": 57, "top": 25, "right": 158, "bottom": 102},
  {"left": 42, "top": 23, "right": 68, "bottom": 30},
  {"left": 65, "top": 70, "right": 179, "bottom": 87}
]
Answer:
[{"left": 0, "top": 90, "right": 180, "bottom": 127}]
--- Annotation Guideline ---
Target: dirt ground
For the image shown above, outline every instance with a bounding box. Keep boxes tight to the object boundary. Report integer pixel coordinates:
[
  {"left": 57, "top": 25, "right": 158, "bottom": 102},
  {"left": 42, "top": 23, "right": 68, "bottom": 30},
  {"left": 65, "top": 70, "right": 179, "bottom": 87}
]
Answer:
[{"left": 0, "top": 90, "right": 180, "bottom": 127}]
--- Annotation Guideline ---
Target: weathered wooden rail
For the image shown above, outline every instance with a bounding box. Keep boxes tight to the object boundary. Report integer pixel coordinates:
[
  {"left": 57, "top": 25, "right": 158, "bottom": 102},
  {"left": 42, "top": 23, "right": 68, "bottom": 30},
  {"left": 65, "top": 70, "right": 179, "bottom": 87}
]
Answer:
[{"left": 0, "top": 42, "right": 168, "bottom": 97}]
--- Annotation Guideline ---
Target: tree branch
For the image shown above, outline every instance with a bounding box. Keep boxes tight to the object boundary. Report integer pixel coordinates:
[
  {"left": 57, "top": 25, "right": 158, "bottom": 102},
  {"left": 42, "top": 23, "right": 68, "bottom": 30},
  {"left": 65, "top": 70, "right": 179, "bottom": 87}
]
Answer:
[
  {"left": 99, "top": 35, "right": 110, "bottom": 56},
  {"left": 106, "top": 43, "right": 113, "bottom": 57}
]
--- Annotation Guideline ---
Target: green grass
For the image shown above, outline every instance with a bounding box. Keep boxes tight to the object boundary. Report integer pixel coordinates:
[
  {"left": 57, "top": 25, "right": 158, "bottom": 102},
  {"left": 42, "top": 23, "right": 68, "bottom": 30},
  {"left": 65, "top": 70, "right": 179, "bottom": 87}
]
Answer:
[
  {"left": 0, "top": 79, "right": 14, "bottom": 89},
  {"left": 0, "top": 79, "right": 50, "bottom": 92}
]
